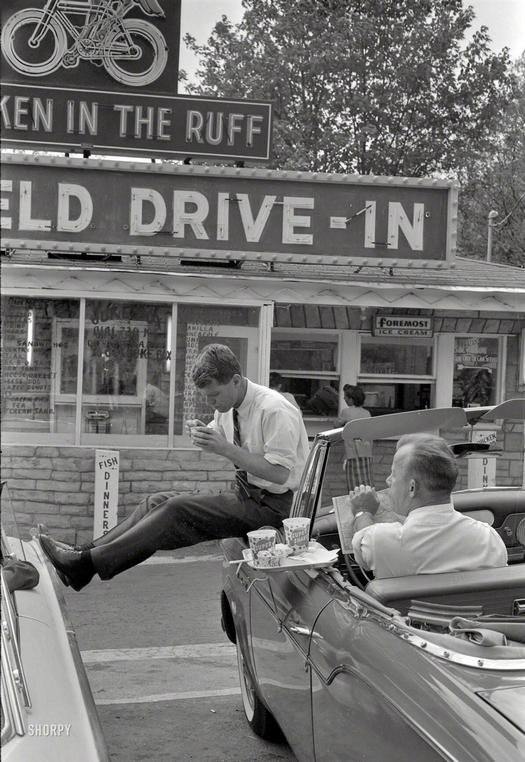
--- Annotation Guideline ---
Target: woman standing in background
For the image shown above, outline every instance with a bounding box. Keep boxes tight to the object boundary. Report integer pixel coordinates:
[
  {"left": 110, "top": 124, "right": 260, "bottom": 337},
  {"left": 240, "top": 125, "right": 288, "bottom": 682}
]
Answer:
[{"left": 338, "top": 385, "right": 374, "bottom": 490}]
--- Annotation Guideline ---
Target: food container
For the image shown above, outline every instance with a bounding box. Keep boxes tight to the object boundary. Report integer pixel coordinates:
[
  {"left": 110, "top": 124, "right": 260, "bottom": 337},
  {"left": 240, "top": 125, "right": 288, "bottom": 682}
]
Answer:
[
  {"left": 246, "top": 528, "right": 277, "bottom": 562},
  {"left": 282, "top": 517, "right": 311, "bottom": 553},
  {"left": 274, "top": 543, "right": 292, "bottom": 559}
]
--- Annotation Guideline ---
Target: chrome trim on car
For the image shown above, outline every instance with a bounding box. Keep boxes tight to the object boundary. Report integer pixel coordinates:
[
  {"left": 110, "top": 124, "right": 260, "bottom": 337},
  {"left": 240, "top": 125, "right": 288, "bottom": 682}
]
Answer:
[
  {"left": 513, "top": 598, "right": 525, "bottom": 615},
  {"left": 291, "top": 439, "right": 330, "bottom": 520},
  {"left": 386, "top": 624, "right": 525, "bottom": 671},
  {"left": 1, "top": 623, "right": 26, "bottom": 738},
  {"left": 30, "top": 539, "right": 110, "bottom": 761},
  {"left": 1, "top": 570, "right": 31, "bottom": 710},
  {"left": 330, "top": 571, "right": 525, "bottom": 672}
]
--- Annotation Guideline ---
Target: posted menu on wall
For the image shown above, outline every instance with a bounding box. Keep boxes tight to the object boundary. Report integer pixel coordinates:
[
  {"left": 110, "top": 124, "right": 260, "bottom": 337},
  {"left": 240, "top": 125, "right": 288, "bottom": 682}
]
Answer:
[{"left": 1, "top": 296, "right": 54, "bottom": 428}]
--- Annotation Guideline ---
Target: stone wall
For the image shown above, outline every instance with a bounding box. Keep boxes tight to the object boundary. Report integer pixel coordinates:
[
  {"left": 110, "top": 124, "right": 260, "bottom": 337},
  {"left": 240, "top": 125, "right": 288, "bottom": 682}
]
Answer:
[
  {"left": 1, "top": 446, "right": 234, "bottom": 545},
  {"left": 2, "top": 418, "right": 523, "bottom": 545}
]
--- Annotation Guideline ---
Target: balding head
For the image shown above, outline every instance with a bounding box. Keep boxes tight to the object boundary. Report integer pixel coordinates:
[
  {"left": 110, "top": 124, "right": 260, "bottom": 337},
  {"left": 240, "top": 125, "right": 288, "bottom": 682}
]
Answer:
[
  {"left": 388, "top": 434, "right": 458, "bottom": 514},
  {"left": 398, "top": 435, "right": 457, "bottom": 493}
]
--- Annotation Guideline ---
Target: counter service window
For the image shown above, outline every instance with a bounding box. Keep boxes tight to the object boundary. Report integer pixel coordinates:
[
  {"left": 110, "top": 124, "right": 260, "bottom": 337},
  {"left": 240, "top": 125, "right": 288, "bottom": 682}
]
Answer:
[
  {"left": 270, "top": 333, "right": 340, "bottom": 416},
  {"left": 359, "top": 336, "right": 435, "bottom": 414}
]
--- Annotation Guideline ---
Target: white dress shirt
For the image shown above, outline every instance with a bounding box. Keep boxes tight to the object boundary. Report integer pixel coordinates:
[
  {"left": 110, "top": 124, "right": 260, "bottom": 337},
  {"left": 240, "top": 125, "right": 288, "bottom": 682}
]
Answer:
[
  {"left": 211, "top": 379, "right": 309, "bottom": 494},
  {"left": 352, "top": 503, "right": 508, "bottom": 579}
]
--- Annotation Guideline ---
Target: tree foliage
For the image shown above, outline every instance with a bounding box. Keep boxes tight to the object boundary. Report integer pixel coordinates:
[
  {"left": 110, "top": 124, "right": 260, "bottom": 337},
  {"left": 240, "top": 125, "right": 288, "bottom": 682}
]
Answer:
[
  {"left": 456, "top": 55, "right": 525, "bottom": 266},
  {"left": 185, "top": 0, "right": 517, "bottom": 178}
]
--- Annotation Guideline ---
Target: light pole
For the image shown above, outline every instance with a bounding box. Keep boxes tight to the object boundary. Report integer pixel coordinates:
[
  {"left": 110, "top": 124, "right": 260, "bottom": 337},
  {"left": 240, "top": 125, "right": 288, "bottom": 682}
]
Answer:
[{"left": 486, "top": 209, "right": 498, "bottom": 262}]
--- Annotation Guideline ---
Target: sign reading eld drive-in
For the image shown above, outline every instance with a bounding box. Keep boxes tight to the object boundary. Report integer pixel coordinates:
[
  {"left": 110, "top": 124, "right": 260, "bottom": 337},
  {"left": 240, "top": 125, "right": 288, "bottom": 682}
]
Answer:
[
  {"left": 0, "top": 0, "right": 273, "bottom": 161},
  {"left": 1, "top": 155, "right": 457, "bottom": 267}
]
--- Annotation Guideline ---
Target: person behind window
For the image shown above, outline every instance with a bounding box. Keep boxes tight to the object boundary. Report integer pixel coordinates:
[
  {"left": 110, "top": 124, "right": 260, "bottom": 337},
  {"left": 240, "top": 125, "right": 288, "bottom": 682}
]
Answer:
[
  {"left": 464, "top": 367, "right": 493, "bottom": 407},
  {"left": 144, "top": 376, "right": 169, "bottom": 423},
  {"left": 307, "top": 382, "right": 339, "bottom": 416},
  {"left": 39, "top": 344, "right": 310, "bottom": 591},
  {"left": 350, "top": 435, "right": 507, "bottom": 579},
  {"left": 337, "top": 385, "right": 373, "bottom": 490},
  {"left": 269, "top": 371, "right": 300, "bottom": 409}
]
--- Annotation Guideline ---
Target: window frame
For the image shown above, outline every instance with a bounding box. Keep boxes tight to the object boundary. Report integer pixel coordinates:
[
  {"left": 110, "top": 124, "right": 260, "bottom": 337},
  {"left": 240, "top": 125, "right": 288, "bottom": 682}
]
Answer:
[
  {"left": 270, "top": 328, "right": 342, "bottom": 421},
  {"left": 356, "top": 332, "right": 437, "bottom": 412},
  {"left": 358, "top": 334, "right": 436, "bottom": 381},
  {"left": 520, "top": 329, "right": 525, "bottom": 389},
  {"left": 51, "top": 318, "right": 149, "bottom": 436},
  {"left": 451, "top": 333, "right": 507, "bottom": 411}
]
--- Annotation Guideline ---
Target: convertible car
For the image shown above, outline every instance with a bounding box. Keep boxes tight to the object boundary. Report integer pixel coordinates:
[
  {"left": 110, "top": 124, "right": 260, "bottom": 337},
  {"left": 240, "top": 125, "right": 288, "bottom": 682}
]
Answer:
[
  {"left": 220, "top": 401, "right": 525, "bottom": 761},
  {"left": 1, "top": 483, "right": 108, "bottom": 761}
]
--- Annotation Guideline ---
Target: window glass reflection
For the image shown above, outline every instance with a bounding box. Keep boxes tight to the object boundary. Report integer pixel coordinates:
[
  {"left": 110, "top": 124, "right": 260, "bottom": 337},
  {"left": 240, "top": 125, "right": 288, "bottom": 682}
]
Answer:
[
  {"left": 1, "top": 297, "right": 79, "bottom": 433},
  {"left": 452, "top": 337, "right": 498, "bottom": 407},
  {"left": 361, "top": 337, "right": 433, "bottom": 376}
]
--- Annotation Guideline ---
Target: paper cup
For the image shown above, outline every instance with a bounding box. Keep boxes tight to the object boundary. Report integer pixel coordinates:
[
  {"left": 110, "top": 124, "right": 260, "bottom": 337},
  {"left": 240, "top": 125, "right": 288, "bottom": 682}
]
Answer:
[
  {"left": 282, "top": 518, "right": 310, "bottom": 553},
  {"left": 247, "top": 528, "right": 277, "bottom": 561}
]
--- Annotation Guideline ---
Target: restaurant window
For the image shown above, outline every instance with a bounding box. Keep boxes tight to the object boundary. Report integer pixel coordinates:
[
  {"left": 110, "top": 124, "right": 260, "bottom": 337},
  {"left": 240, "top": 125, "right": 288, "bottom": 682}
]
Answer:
[
  {"left": 358, "top": 336, "right": 435, "bottom": 414},
  {"left": 270, "top": 332, "right": 340, "bottom": 416},
  {"left": 1, "top": 296, "right": 79, "bottom": 433},
  {"left": 2, "top": 296, "right": 261, "bottom": 443},
  {"left": 452, "top": 336, "right": 500, "bottom": 407},
  {"left": 52, "top": 300, "right": 173, "bottom": 437}
]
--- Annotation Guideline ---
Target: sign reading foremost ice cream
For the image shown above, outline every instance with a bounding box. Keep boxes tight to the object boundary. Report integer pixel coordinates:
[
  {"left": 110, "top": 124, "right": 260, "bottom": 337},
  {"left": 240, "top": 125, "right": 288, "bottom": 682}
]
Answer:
[
  {"left": 373, "top": 315, "right": 434, "bottom": 337},
  {"left": 1, "top": 154, "right": 457, "bottom": 267}
]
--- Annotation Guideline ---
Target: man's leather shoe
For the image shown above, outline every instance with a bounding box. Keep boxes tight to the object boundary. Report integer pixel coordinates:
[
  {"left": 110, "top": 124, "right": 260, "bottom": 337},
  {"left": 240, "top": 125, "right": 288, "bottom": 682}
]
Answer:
[{"left": 39, "top": 535, "right": 94, "bottom": 591}]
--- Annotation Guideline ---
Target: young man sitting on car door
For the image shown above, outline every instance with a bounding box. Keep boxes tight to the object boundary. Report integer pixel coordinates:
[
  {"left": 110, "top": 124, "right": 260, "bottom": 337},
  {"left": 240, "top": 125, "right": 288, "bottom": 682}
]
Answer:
[
  {"left": 39, "top": 344, "right": 309, "bottom": 591},
  {"left": 349, "top": 434, "right": 507, "bottom": 579}
]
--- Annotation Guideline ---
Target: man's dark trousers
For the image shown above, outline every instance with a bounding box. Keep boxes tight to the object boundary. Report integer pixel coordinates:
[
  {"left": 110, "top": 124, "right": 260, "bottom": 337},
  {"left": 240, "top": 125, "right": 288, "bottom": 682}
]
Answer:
[{"left": 91, "top": 486, "right": 293, "bottom": 579}]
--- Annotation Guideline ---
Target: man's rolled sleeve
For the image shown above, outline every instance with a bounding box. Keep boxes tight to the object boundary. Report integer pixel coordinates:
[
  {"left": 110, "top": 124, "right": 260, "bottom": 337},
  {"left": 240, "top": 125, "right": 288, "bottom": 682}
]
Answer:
[
  {"left": 261, "top": 408, "right": 298, "bottom": 471},
  {"left": 352, "top": 526, "right": 376, "bottom": 571}
]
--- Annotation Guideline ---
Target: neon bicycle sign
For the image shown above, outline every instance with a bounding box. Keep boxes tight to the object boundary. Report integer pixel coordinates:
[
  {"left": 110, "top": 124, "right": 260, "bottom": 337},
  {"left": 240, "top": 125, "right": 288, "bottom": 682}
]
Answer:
[{"left": 1, "top": 0, "right": 169, "bottom": 87}]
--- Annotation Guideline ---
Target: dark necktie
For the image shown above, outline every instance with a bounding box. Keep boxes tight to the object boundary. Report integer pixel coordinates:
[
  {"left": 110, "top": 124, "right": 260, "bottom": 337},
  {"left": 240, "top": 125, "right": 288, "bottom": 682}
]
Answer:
[{"left": 232, "top": 408, "right": 250, "bottom": 498}]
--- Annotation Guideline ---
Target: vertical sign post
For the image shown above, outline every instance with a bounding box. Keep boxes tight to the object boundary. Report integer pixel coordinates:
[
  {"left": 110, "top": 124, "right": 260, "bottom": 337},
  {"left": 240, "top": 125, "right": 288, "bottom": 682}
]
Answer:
[
  {"left": 94, "top": 449, "right": 119, "bottom": 539},
  {"left": 467, "top": 430, "right": 497, "bottom": 488}
]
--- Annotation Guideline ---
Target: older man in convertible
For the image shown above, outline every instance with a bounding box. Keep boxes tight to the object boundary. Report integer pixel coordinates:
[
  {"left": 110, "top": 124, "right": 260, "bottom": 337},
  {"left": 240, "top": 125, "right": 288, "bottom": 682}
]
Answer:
[{"left": 350, "top": 434, "right": 508, "bottom": 579}]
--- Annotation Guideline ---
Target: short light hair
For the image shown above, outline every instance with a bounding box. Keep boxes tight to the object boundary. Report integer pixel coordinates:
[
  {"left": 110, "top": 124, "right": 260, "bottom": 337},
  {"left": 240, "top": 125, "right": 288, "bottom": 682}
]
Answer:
[
  {"left": 191, "top": 344, "right": 242, "bottom": 388},
  {"left": 397, "top": 434, "right": 458, "bottom": 493}
]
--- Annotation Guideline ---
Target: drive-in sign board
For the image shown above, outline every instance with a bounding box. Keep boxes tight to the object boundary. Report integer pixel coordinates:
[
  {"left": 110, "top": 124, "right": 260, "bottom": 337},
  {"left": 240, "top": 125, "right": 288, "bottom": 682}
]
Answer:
[{"left": 1, "top": 155, "right": 457, "bottom": 266}]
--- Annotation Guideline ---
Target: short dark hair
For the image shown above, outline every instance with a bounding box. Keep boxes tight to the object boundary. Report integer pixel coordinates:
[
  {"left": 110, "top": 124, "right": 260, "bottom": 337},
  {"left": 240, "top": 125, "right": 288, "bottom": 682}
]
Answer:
[
  {"left": 191, "top": 344, "right": 242, "bottom": 388},
  {"left": 398, "top": 435, "right": 458, "bottom": 493},
  {"left": 269, "top": 372, "right": 283, "bottom": 388},
  {"left": 344, "top": 385, "right": 366, "bottom": 407}
]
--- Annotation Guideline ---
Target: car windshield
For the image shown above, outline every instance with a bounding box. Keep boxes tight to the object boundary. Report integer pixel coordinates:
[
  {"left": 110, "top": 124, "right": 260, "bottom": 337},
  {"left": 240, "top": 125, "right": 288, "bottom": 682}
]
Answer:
[{"left": 1, "top": 482, "right": 26, "bottom": 562}]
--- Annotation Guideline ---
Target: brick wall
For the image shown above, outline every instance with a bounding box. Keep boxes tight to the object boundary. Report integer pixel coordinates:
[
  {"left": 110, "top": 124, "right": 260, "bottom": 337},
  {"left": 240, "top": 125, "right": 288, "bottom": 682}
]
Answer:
[{"left": 1, "top": 446, "right": 234, "bottom": 545}]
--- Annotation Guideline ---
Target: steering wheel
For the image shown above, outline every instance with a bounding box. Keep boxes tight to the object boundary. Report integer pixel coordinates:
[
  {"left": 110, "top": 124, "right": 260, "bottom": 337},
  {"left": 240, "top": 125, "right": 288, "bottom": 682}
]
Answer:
[{"left": 343, "top": 552, "right": 373, "bottom": 590}]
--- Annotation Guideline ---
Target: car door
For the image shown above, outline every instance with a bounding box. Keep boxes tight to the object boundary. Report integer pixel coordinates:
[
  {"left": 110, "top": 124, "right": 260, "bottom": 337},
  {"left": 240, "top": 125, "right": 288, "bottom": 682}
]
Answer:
[
  {"left": 246, "top": 439, "right": 333, "bottom": 760},
  {"left": 246, "top": 564, "right": 333, "bottom": 761},
  {"left": 308, "top": 592, "right": 447, "bottom": 762}
]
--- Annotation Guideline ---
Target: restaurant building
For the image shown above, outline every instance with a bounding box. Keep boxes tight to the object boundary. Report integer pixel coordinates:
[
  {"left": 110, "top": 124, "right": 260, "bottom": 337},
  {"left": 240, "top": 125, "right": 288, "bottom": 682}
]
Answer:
[{"left": 1, "top": 154, "right": 524, "bottom": 544}]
